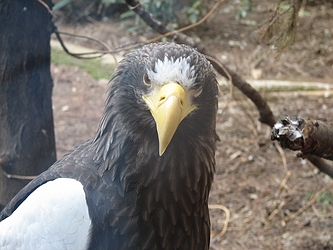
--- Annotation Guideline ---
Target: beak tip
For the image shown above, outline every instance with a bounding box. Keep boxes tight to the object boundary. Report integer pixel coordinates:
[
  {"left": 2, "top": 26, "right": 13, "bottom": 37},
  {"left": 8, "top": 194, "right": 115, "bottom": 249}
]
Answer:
[{"left": 159, "top": 145, "right": 167, "bottom": 156}]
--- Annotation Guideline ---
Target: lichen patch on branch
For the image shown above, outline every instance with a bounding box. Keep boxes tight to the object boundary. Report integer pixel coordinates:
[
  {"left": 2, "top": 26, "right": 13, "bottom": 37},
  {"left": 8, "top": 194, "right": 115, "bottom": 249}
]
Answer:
[{"left": 272, "top": 117, "right": 333, "bottom": 161}]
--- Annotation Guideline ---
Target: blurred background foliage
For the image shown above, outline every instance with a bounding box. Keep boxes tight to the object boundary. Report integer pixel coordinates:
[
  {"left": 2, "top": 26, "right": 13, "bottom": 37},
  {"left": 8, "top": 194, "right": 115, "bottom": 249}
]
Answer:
[
  {"left": 53, "top": 0, "right": 216, "bottom": 34},
  {"left": 53, "top": 0, "right": 207, "bottom": 27},
  {"left": 52, "top": 0, "right": 333, "bottom": 40}
]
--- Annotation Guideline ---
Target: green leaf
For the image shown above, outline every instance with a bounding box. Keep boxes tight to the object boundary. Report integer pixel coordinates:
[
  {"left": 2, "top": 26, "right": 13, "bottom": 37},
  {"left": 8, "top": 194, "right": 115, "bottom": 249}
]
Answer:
[
  {"left": 53, "top": 0, "right": 74, "bottom": 11},
  {"left": 192, "top": 1, "right": 201, "bottom": 9},
  {"left": 120, "top": 10, "right": 135, "bottom": 19}
]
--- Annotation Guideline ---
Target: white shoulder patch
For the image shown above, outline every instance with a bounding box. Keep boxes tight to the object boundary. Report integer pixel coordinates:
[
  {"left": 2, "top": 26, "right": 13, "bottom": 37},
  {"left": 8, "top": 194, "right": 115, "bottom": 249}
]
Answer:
[
  {"left": 147, "top": 56, "right": 196, "bottom": 89},
  {"left": 0, "top": 178, "right": 91, "bottom": 250}
]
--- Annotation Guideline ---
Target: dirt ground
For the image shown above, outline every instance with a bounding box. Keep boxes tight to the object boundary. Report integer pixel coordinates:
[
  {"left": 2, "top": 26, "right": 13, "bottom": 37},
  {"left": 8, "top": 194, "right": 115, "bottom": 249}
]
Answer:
[{"left": 52, "top": 1, "right": 333, "bottom": 249}]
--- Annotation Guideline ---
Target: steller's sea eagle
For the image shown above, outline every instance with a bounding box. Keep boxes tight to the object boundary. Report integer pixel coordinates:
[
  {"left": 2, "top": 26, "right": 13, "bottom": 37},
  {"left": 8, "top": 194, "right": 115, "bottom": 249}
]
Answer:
[{"left": 0, "top": 42, "right": 219, "bottom": 249}]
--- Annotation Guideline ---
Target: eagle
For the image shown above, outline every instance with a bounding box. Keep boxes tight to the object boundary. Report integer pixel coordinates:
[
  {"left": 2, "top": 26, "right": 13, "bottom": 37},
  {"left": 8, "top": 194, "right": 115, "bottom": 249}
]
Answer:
[{"left": 0, "top": 42, "right": 219, "bottom": 249}]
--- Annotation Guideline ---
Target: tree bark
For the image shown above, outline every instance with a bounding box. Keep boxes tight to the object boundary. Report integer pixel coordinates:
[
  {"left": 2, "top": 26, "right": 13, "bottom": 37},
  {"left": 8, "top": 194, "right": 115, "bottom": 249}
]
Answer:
[
  {"left": 0, "top": 0, "right": 56, "bottom": 208},
  {"left": 207, "top": 57, "right": 276, "bottom": 127},
  {"left": 272, "top": 117, "right": 333, "bottom": 160},
  {"left": 272, "top": 117, "right": 333, "bottom": 178},
  {"left": 125, "top": 0, "right": 203, "bottom": 51}
]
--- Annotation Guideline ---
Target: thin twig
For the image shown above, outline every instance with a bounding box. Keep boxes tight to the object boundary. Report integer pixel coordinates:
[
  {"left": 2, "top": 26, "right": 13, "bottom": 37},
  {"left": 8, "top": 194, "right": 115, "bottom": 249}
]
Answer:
[
  {"left": 1, "top": 170, "right": 37, "bottom": 180},
  {"left": 52, "top": 0, "right": 224, "bottom": 60},
  {"left": 283, "top": 181, "right": 333, "bottom": 223},
  {"left": 311, "top": 204, "right": 324, "bottom": 219},
  {"left": 58, "top": 31, "right": 112, "bottom": 52},
  {"left": 267, "top": 142, "right": 291, "bottom": 221},
  {"left": 276, "top": 170, "right": 291, "bottom": 197},
  {"left": 54, "top": 29, "right": 113, "bottom": 59},
  {"left": 54, "top": 30, "right": 119, "bottom": 64},
  {"left": 146, "top": 0, "right": 225, "bottom": 44},
  {"left": 267, "top": 200, "right": 286, "bottom": 221},
  {"left": 36, "top": 0, "right": 53, "bottom": 15},
  {"left": 274, "top": 141, "right": 288, "bottom": 173},
  {"left": 274, "top": 140, "right": 291, "bottom": 197},
  {"left": 205, "top": 55, "right": 233, "bottom": 122},
  {"left": 209, "top": 204, "right": 230, "bottom": 238},
  {"left": 72, "top": 0, "right": 96, "bottom": 23},
  {"left": 0, "top": 156, "right": 37, "bottom": 180}
]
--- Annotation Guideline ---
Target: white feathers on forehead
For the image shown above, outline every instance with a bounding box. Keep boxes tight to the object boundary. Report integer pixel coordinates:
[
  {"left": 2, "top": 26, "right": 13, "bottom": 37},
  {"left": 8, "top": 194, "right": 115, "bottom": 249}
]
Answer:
[{"left": 146, "top": 55, "right": 196, "bottom": 89}]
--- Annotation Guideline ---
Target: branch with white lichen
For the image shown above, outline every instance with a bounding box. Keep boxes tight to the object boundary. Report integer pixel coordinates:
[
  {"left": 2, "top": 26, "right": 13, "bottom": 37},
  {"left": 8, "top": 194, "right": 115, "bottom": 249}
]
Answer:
[{"left": 272, "top": 117, "right": 333, "bottom": 178}]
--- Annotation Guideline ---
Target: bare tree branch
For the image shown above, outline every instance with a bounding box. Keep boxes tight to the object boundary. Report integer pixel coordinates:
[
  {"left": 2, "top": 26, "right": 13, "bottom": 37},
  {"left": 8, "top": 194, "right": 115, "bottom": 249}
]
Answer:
[
  {"left": 307, "top": 155, "right": 333, "bottom": 179},
  {"left": 125, "top": 0, "right": 216, "bottom": 51},
  {"left": 272, "top": 117, "right": 333, "bottom": 160},
  {"left": 272, "top": 117, "right": 333, "bottom": 178},
  {"left": 207, "top": 56, "right": 276, "bottom": 127},
  {"left": 256, "top": 0, "right": 300, "bottom": 50}
]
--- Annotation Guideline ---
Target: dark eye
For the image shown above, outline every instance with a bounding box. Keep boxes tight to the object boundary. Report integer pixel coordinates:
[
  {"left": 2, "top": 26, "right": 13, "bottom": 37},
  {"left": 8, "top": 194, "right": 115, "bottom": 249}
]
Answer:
[
  {"left": 193, "top": 86, "right": 203, "bottom": 97},
  {"left": 143, "top": 73, "right": 151, "bottom": 86}
]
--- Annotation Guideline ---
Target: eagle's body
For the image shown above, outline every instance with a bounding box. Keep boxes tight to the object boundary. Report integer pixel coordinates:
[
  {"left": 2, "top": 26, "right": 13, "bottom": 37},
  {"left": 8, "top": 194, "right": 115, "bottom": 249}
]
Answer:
[{"left": 0, "top": 43, "right": 219, "bottom": 249}]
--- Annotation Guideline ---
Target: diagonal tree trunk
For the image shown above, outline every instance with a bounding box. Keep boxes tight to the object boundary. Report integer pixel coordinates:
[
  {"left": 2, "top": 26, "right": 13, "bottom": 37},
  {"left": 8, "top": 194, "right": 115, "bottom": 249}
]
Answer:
[{"left": 0, "top": 0, "right": 56, "bottom": 209}]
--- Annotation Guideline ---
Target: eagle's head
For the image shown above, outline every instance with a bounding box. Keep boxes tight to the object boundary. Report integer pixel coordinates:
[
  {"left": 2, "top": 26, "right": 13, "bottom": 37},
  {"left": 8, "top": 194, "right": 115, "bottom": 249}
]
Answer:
[
  {"left": 97, "top": 42, "right": 219, "bottom": 159},
  {"left": 91, "top": 42, "right": 219, "bottom": 249}
]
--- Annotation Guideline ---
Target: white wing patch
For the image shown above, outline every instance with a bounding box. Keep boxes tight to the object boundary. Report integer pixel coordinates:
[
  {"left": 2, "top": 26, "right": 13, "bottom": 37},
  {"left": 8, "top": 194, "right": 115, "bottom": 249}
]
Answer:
[
  {"left": 147, "top": 56, "right": 196, "bottom": 89},
  {"left": 0, "top": 178, "right": 91, "bottom": 250}
]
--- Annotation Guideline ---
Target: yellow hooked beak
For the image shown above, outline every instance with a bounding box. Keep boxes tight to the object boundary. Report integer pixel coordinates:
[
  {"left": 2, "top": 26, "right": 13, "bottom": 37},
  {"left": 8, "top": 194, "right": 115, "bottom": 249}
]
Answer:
[{"left": 142, "top": 82, "right": 196, "bottom": 156}]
